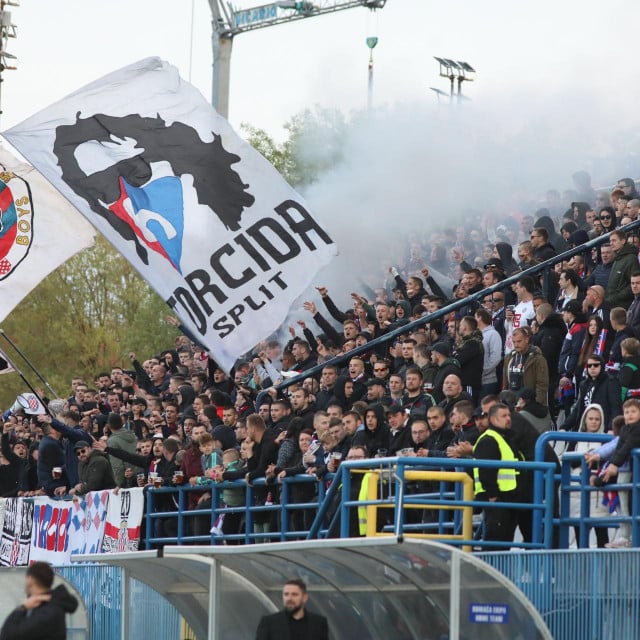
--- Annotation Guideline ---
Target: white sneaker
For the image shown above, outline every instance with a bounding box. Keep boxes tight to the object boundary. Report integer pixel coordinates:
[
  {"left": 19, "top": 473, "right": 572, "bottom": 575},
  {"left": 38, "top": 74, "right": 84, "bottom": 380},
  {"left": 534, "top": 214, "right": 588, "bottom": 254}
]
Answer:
[{"left": 605, "top": 538, "right": 630, "bottom": 548}]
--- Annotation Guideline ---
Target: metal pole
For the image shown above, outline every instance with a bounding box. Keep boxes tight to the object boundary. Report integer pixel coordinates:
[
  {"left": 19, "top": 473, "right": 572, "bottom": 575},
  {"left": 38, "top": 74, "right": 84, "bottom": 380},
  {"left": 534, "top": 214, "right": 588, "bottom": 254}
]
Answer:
[
  {"left": 211, "top": 30, "right": 233, "bottom": 117},
  {"left": 449, "top": 551, "right": 461, "bottom": 640},
  {"left": 209, "top": 558, "right": 221, "bottom": 640},
  {"left": 121, "top": 567, "right": 130, "bottom": 640},
  {"left": 367, "top": 54, "right": 373, "bottom": 111}
]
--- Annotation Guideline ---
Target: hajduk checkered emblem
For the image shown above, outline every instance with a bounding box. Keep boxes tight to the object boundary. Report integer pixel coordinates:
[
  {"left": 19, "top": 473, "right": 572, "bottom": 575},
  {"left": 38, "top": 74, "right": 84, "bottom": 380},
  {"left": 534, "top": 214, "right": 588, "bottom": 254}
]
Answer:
[{"left": 0, "top": 169, "right": 33, "bottom": 280}]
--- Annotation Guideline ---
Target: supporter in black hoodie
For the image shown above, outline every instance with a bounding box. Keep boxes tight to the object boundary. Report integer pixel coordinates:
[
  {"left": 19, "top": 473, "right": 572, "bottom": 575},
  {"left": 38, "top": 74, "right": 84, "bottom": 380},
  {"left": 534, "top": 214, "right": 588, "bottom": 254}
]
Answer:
[
  {"left": 353, "top": 404, "right": 390, "bottom": 456},
  {"left": 561, "top": 355, "right": 621, "bottom": 431},
  {"left": 534, "top": 213, "right": 567, "bottom": 253}
]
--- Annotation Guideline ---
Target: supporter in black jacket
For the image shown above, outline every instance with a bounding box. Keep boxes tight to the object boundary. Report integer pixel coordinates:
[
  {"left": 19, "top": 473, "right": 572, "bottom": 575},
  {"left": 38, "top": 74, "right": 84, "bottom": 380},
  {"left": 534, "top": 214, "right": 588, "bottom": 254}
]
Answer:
[
  {"left": 0, "top": 562, "right": 78, "bottom": 640},
  {"left": 533, "top": 304, "right": 567, "bottom": 403},
  {"left": 561, "top": 356, "right": 622, "bottom": 430},
  {"left": 534, "top": 214, "right": 566, "bottom": 253},
  {"left": 424, "top": 406, "right": 455, "bottom": 457},
  {"left": 430, "top": 343, "right": 462, "bottom": 404},
  {"left": 0, "top": 427, "right": 27, "bottom": 497},
  {"left": 386, "top": 406, "right": 412, "bottom": 455},
  {"left": 453, "top": 318, "right": 484, "bottom": 402}
]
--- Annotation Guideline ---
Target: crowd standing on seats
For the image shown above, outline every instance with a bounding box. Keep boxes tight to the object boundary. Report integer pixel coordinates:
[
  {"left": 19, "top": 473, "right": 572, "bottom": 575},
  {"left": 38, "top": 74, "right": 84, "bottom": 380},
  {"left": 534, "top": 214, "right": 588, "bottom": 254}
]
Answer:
[{"left": 2, "top": 174, "right": 640, "bottom": 549}]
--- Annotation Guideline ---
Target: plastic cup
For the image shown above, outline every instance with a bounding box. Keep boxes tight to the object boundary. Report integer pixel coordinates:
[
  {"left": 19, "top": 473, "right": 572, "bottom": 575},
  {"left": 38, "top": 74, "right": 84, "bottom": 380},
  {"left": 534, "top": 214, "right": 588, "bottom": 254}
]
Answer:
[
  {"left": 173, "top": 471, "right": 185, "bottom": 485},
  {"left": 153, "top": 476, "right": 163, "bottom": 489},
  {"left": 52, "top": 467, "right": 62, "bottom": 479}
]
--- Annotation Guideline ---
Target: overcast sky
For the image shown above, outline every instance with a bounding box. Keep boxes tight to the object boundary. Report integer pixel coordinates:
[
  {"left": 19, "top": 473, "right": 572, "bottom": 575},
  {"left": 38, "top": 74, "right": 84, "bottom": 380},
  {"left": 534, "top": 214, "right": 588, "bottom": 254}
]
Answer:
[{"left": 2, "top": 0, "right": 638, "bottom": 142}]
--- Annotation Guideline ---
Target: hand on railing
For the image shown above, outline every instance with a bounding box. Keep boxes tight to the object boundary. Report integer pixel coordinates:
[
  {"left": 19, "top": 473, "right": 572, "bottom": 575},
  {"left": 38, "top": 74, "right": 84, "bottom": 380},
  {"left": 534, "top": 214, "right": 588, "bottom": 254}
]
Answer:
[{"left": 584, "top": 452, "right": 600, "bottom": 466}]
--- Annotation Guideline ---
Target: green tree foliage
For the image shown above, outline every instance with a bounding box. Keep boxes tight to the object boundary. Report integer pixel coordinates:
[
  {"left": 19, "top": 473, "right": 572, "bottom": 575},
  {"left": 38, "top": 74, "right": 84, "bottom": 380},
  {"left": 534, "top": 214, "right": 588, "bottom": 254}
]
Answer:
[
  {"left": 0, "top": 236, "right": 176, "bottom": 407},
  {"left": 283, "top": 106, "right": 346, "bottom": 188},
  {"left": 242, "top": 105, "right": 346, "bottom": 189}
]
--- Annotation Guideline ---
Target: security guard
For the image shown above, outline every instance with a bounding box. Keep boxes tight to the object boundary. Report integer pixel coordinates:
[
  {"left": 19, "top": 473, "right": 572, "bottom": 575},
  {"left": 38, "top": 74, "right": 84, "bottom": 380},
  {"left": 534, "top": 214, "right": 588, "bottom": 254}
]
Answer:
[{"left": 473, "top": 402, "right": 520, "bottom": 545}]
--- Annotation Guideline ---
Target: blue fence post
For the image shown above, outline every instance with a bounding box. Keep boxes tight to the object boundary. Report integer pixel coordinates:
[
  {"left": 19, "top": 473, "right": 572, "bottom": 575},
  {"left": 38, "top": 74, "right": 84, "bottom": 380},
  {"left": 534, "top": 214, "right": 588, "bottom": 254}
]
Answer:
[
  {"left": 280, "top": 477, "right": 289, "bottom": 542},
  {"left": 176, "top": 486, "right": 185, "bottom": 544},
  {"left": 144, "top": 487, "right": 153, "bottom": 550},
  {"left": 578, "top": 460, "right": 591, "bottom": 549},
  {"left": 244, "top": 481, "right": 253, "bottom": 544}
]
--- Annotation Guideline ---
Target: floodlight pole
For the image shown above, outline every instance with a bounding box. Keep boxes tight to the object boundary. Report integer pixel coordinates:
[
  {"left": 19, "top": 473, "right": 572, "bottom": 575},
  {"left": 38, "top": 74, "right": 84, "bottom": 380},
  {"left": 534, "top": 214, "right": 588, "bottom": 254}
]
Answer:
[
  {"left": 433, "top": 57, "right": 475, "bottom": 107},
  {"left": 208, "top": 0, "right": 388, "bottom": 118}
]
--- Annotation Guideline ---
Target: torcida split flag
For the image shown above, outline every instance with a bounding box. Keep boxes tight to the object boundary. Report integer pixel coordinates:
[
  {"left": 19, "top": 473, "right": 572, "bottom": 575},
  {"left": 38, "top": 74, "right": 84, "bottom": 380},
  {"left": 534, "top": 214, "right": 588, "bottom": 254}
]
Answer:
[
  {"left": 3, "top": 57, "right": 337, "bottom": 371},
  {"left": 0, "top": 146, "right": 95, "bottom": 322}
]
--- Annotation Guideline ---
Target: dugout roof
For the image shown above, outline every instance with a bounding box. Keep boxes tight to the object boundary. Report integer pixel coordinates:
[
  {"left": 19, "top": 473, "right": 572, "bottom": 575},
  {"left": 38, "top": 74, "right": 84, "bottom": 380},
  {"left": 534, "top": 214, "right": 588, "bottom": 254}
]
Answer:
[{"left": 74, "top": 537, "right": 551, "bottom": 640}]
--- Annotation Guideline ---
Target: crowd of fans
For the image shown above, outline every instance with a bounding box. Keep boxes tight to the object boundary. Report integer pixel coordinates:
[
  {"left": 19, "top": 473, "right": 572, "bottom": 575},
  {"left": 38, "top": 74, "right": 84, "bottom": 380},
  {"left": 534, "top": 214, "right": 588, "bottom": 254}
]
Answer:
[{"left": 1, "top": 173, "right": 640, "bottom": 549}]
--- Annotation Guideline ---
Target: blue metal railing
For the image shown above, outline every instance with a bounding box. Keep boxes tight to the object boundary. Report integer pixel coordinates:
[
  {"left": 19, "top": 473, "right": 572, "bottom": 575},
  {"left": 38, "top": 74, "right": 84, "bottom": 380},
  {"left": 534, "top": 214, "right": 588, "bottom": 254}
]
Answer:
[
  {"left": 144, "top": 475, "right": 331, "bottom": 548},
  {"left": 143, "top": 444, "right": 640, "bottom": 550},
  {"left": 534, "top": 432, "right": 640, "bottom": 548},
  {"left": 308, "top": 457, "right": 556, "bottom": 549},
  {"left": 144, "top": 457, "right": 556, "bottom": 550}
]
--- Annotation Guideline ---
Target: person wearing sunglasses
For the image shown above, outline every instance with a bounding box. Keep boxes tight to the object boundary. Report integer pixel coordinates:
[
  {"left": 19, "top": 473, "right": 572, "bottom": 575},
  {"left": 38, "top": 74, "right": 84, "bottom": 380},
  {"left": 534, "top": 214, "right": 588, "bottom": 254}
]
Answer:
[
  {"left": 598, "top": 206, "right": 617, "bottom": 232},
  {"left": 560, "top": 355, "right": 621, "bottom": 432},
  {"left": 68, "top": 440, "right": 116, "bottom": 496}
]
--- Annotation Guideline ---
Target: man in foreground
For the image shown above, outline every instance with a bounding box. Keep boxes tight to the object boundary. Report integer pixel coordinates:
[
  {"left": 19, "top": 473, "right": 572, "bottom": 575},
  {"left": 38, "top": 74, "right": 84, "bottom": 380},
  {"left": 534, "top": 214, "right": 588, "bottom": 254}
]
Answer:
[
  {"left": 256, "top": 578, "right": 329, "bottom": 640},
  {"left": 0, "top": 561, "right": 78, "bottom": 639}
]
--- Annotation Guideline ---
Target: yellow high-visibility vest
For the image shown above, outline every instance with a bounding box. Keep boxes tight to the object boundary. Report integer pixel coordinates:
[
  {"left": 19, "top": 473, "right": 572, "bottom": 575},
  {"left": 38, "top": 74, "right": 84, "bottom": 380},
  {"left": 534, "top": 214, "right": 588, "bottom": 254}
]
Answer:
[
  {"left": 357, "top": 473, "right": 374, "bottom": 536},
  {"left": 473, "top": 428, "right": 518, "bottom": 494}
]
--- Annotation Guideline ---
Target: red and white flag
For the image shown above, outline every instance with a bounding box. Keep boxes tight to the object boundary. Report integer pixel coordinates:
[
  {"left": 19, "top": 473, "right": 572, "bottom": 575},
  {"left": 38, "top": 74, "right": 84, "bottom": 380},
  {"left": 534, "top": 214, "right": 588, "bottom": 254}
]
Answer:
[
  {"left": 15, "top": 393, "right": 46, "bottom": 415},
  {"left": 3, "top": 58, "right": 337, "bottom": 372},
  {"left": 0, "top": 146, "right": 95, "bottom": 322}
]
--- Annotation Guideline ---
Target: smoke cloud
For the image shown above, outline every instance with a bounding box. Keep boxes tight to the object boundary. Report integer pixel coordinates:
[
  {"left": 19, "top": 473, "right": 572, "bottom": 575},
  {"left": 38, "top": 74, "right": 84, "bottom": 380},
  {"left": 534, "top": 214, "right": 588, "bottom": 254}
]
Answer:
[{"left": 288, "top": 88, "right": 640, "bottom": 316}]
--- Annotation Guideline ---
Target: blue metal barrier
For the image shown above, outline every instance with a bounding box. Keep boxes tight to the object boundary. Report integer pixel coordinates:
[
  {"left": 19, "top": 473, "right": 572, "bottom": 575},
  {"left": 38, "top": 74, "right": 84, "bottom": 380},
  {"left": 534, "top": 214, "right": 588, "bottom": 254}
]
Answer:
[
  {"left": 480, "top": 549, "right": 640, "bottom": 640},
  {"left": 534, "top": 432, "right": 640, "bottom": 549},
  {"left": 310, "top": 456, "right": 556, "bottom": 549},
  {"left": 144, "top": 474, "right": 331, "bottom": 548},
  {"left": 142, "top": 447, "right": 640, "bottom": 550}
]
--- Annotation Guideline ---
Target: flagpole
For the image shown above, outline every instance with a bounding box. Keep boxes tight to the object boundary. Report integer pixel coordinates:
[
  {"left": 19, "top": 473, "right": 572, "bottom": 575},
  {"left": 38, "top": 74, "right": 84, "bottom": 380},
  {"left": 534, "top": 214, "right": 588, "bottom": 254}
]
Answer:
[
  {"left": 0, "top": 346, "right": 54, "bottom": 418},
  {"left": 0, "top": 329, "right": 58, "bottom": 398}
]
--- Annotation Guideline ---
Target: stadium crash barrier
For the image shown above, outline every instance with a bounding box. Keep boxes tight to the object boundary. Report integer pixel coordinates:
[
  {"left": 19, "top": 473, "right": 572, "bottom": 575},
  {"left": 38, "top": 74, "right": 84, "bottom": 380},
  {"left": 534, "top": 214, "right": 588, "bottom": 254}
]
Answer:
[
  {"left": 534, "top": 432, "right": 640, "bottom": 549},
  {"left": 144, "top": 456, "right": 557, "bottom": 550}
]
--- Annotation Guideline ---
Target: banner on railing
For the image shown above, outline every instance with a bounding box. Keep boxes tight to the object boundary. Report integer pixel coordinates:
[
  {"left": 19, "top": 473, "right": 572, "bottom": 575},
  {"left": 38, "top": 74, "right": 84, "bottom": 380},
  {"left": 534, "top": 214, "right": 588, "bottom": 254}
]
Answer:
[
  {"left": 0, "top": 497, "right": 33, "bottom": 566},
  {"left": 103, "top": 488, "right": 144, "bottom": 552},
  {"left": 0, "top": 488, "right": 144, "bottom": 566}
]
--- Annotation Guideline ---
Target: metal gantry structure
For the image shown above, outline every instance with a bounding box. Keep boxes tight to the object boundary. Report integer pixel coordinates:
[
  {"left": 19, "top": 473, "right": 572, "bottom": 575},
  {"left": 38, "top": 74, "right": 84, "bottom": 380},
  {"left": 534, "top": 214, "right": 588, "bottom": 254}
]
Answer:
[
  {"left": 207, "top": 0, "right": 387, "bottom": 117},
  {"left": 0, "top": 0, "right": 18, "bottom": 121}
]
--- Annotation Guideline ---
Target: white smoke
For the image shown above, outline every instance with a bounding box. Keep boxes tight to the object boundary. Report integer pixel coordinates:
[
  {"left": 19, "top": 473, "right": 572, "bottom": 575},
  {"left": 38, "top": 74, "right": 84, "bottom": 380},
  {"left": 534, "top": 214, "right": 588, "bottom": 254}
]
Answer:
[{"left": 285, "top": 89, "right": 640, "bottom": 319}]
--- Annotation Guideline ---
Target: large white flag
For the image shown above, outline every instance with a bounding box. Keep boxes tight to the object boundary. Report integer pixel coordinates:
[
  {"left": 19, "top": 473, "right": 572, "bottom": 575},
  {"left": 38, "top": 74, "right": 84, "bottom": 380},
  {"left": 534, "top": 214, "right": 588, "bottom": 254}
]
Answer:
[
  {"left": 0, "top": 147, "right": 95, "bottom": 322},
  {"left": 4, "top": 57, "right": 338, "bottom": 371}
]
